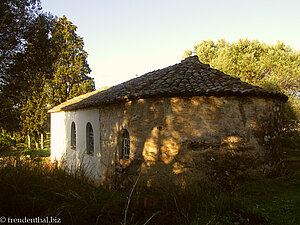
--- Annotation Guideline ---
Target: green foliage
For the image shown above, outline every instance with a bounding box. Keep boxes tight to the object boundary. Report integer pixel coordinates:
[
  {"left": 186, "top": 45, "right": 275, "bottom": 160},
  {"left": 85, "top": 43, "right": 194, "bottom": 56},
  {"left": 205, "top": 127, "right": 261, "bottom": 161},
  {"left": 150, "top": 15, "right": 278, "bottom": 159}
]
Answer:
[
  {"left": 0, "top": 159, "right": 125, "bottom": 225},
  {"left": 1, "top": 8, "right": 95, "bottom": 146},
  {"left": 0, "top": 129, "right": 16, "bottom": 151},
  {"left": 0, "top": 133, "right": 50, "bottom": 157},
  {"left": 0, "top": 92, "right": 19, "bottom": 132},
  {"left": 0, "top": 154, "right": 299, "bottom": 225},
  {"left": 184, "top": 39, "right": 300, "bottom": 122},
  {"left": 0, "top": 128, "right": 26, "bottom": 152},
  {"left": 48, "top": 15, "right": 95, "bottom": 107},
  {"left": 0, "top": 0, "right": 41, "bottom": 83},
  {"left": 0, "top": 0, "right": 42, "bottom": 136},
  {"left": 2, "top": 13, "right": 53, "bottom": 144}
]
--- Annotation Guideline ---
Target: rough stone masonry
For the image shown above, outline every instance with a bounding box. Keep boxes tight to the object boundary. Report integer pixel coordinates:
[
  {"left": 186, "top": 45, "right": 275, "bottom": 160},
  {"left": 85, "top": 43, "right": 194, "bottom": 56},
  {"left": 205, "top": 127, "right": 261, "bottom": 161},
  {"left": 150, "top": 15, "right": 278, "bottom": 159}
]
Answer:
[{"left": 49, "top": 55, "right": 287, "bottom": 186}]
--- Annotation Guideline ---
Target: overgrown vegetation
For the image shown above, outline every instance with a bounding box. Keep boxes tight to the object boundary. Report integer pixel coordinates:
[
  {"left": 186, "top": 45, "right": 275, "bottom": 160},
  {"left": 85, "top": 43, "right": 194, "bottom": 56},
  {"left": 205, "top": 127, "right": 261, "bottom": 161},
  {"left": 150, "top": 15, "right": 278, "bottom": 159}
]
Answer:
[
  {"left": 0, "top": 130, "right": 299, "bottom": 225},
  {"left": 0, "top": 0, "right": 95, "bottom": 151},
  {"left": 1, "top": 2, "right": 299, "bottom": 225},
  {"left": 183, "top": 39, "right": 300, "bottom": 123}
]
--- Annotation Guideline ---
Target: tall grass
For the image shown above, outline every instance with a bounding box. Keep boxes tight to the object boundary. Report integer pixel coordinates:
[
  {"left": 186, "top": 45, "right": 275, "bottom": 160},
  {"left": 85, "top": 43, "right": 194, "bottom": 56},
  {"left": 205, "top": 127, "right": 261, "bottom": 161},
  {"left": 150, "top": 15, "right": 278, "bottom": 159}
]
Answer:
[
  {"left": 0, "top": 155, "right": 299, "bottom": 225},
  {"left": 0, "top": 158, "right": 125, "bottom": 225},
  {"left": 0, "top": 127, "right": 299, "bottom": 225}
]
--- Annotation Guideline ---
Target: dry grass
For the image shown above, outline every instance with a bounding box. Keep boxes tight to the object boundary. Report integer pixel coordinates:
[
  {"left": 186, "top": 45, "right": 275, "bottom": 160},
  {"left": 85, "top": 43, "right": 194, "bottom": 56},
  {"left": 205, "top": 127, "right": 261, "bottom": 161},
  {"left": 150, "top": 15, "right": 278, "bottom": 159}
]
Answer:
[{"left": 0, "top": 128, "right": 299, "bottom": 225}]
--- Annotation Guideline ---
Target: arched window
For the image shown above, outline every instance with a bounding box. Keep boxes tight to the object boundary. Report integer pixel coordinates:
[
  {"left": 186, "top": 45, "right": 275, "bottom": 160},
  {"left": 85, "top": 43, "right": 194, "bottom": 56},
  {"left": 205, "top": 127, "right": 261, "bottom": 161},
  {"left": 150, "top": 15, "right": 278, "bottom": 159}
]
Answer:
[
  {"left": 86, "top": 122, "right": 94, "bottom": 154},
  {"left": 121, "top": 129, "right": 130, "bottom": 159},
  {"left": 71, "top": 122, "right": 76, "bottom": 150}
]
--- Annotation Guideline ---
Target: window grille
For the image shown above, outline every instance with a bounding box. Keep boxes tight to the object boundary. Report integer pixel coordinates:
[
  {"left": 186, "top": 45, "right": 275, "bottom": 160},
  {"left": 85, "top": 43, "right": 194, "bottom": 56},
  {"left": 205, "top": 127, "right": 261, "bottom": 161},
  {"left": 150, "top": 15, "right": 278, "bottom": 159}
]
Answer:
[
  {"left": 86, "top": 122, "right": 94, "bottom": 154},
  {"left": 71, "top": 122, "right": 76, "bottom": 150},
  {"left": 122, "top": 129, "right": 130, "bottom": 159}
]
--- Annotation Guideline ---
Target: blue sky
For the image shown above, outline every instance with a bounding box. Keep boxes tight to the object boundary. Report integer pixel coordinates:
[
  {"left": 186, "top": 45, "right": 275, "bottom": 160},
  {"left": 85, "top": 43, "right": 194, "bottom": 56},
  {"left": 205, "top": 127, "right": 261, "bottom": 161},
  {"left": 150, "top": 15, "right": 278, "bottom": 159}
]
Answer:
[{"left": 42, "top": 0, "right": 300, "bottom": 89}]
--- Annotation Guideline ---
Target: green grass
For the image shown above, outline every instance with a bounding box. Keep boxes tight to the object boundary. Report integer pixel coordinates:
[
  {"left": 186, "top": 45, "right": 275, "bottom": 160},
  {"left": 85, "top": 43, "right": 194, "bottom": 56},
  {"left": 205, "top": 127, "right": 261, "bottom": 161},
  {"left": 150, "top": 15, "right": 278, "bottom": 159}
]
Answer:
[
  {"left": 0, "top": 134, "right": 50, "bottom": 158},
  {"left": 0, "top": 159, "right": 126, "bottom": 224},
  {"left": 0, "top": 147, "right": 50, "bottom": 158},
  {"left": 0, "top": 130, "right": 299, "bottom": 225}
]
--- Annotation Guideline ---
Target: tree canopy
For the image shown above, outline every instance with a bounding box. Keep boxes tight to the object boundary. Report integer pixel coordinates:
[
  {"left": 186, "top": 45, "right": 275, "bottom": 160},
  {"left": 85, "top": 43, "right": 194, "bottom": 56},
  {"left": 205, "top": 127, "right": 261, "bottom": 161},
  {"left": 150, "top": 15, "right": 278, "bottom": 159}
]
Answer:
[
  {"left": 48, "top": 16, "right": 94, "bottom": 107},
  {"left": 0, "top": 2, "right": 95, "bottom": 149},
  {"left": 0, "top": 0, "right": 41, "bottom": 84},
  {"left": 183, "top": 39, "right": 300, "bottom": 121},
  {"left": 6, "top": 14, "right": 53, "bottom": 143}
]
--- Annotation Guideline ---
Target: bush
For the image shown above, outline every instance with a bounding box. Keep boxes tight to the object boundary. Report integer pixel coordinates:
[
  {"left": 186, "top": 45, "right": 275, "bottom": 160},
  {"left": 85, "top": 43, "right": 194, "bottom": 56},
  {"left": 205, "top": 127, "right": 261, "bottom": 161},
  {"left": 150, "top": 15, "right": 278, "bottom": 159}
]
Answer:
[
  {"left": 0, "top": 153, "right": 299, "bottom": 225},
  {"left": 0, "top": 129, "right": 16, "bottom": 151}
]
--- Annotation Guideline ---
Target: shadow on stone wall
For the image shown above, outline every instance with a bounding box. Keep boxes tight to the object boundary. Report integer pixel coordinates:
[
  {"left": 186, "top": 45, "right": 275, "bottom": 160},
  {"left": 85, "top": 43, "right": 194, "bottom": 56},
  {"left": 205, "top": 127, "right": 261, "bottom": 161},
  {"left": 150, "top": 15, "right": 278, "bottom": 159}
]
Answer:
[
  {"left": 55, "top": 93, "right": 284, "bottom": 188},
  {"left": 108, "top": 96, "right": 284, "bottom": 189}
]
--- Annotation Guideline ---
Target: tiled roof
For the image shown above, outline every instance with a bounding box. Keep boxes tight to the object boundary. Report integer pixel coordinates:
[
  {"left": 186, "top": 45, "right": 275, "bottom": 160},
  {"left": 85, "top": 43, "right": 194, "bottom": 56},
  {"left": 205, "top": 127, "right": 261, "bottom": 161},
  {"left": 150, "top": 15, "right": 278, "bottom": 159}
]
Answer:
[{"left": 49, "top": 55, "right": 288, "bottom": 113}]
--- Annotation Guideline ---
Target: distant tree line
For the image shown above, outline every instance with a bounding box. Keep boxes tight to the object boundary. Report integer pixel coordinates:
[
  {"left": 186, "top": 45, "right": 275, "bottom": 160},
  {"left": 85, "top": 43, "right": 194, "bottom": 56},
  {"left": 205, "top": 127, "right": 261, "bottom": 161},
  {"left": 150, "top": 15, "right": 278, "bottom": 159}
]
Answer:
[
  {"left": 0, "top": 0, "right": 95, "bottom": 150},
  {"left": 183, "top": 39, "right": 300, "bottom": 123}
]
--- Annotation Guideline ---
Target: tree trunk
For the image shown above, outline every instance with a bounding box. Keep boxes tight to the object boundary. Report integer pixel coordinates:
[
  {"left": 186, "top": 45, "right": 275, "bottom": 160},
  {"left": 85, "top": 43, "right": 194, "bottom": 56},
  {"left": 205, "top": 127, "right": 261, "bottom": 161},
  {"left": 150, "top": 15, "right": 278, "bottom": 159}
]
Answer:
[
  {"left": 27, "top": 134, "right": 31, "bottom": 149},
  {"left": 35, "top": 133, "right": 39, "bottom": 150},
  {"left": 40, "top": 133, "right": 44, "bottom": 150},
  {"left": 35, "top": 140, "right": 39, "bottom": 150}
]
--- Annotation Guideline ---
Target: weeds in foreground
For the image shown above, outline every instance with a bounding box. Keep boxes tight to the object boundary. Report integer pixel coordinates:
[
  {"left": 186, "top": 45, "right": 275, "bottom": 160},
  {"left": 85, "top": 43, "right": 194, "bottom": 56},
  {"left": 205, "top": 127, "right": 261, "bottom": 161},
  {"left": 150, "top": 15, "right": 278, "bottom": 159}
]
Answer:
[
  {"left": 0, "top": 155, "right": 299, "bottom": 225},
  {"left": 0, "top": 158, "right": 126, "bottom": 224},
  {"left": 0, "top": 128, "right": 299, "bottom": 224}
]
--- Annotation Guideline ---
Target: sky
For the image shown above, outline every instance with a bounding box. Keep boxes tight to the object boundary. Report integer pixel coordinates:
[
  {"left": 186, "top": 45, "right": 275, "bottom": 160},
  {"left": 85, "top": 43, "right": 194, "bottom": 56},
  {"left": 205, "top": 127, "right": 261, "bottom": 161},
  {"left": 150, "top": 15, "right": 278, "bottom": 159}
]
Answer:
[{"left": 42, "top": 0, "right": 300, "bottom": 89}]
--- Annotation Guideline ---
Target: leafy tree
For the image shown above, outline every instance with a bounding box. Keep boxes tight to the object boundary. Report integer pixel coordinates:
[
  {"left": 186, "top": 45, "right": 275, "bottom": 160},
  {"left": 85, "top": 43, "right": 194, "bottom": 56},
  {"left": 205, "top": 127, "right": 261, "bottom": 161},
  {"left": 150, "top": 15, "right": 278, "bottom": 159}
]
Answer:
[
  {"left": 48, "top": 15, "right": 95, "bottom": 107},
  {"left": 0, "top": 0, "right": 42, "bottom": 146},
  {"left": 0, "top": 0, "right": 41, "bottom": 85},
  {"left": 0, "top": 92, "right": 19, "bottom": 132},
  {"left": 1, "top": 14, "right": 95, "bottom": 149},
  {"left": 183, "top": 39, "right": 300, "bottom": 121},
  {"left": 2, "top": 14, "right": 53, "bottom": 149},
  {"left": 1, "top": 3, "right": 95, "bottom": 150}
]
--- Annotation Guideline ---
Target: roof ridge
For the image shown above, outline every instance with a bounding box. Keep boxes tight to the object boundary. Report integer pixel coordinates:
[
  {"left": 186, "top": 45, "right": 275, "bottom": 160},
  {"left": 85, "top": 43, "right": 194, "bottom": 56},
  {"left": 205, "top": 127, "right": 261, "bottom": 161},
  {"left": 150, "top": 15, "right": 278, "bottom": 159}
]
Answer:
[{"left": 49, "top": 56, "right": 288, "bottom": 113}]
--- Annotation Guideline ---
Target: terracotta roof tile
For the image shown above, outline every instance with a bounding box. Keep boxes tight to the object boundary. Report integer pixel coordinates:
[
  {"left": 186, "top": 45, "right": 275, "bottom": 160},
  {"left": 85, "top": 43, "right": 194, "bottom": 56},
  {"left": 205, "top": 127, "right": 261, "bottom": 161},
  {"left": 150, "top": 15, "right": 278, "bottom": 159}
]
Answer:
[{"left": 49, "top": 55, "right": 288, "bottom": 113}]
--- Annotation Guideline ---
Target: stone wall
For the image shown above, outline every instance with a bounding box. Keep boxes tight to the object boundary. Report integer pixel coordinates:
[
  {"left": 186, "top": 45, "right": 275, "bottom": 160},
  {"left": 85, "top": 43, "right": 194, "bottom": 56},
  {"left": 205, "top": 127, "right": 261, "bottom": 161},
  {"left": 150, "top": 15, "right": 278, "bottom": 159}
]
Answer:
[{"left": 99, "top": 96, "right": 283, "bottom": 186}]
